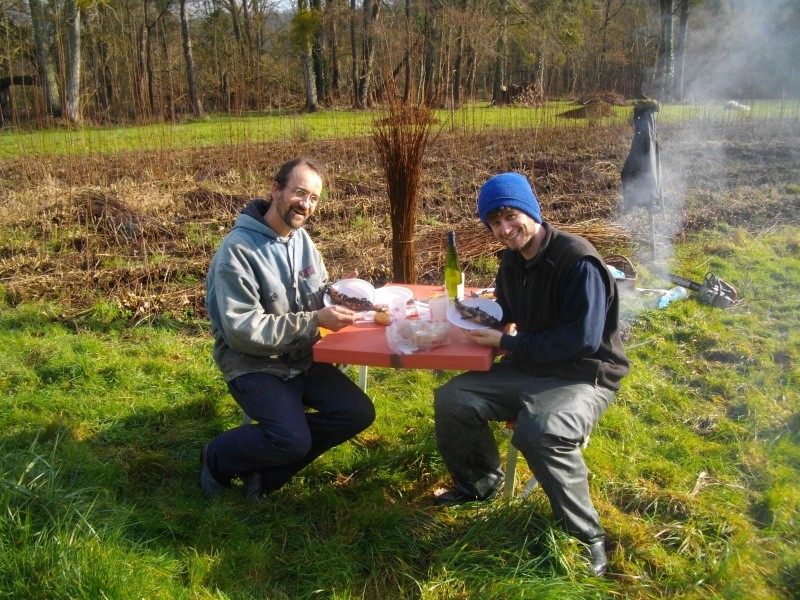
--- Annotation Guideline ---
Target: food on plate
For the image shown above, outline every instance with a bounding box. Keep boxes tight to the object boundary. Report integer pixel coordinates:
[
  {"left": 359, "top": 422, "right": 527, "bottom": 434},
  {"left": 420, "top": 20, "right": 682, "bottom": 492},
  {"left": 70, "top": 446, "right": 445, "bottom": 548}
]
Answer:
[
  {"left": 454, "top": 298, "right": 501, "bottom": 327},
  {"left": 470, "top": 288, "right": 496, "bottom": 299},
  {"left": 374, "top": 310, "right": 391, "bottom": 326},
  {"left": 412, "top": 327, "right": 448, "bottom": 348},
  {"left": 324, "top": 283, "right": 377, "bottom": 311}
]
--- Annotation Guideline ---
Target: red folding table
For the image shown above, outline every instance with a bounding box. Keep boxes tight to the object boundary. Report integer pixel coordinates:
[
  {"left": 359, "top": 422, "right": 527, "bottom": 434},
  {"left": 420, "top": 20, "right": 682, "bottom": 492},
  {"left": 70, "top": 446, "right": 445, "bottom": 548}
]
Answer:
[{"left": 313, "top": 284, "right": 497, "bottom": 390}]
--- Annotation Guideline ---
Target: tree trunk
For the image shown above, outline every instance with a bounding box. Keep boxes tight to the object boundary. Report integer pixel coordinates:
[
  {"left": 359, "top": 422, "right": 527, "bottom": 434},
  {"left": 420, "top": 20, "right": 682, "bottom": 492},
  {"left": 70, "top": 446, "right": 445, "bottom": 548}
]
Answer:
[
  {"left": 28, "top": 0, "right": 61, "bottom": 116},
  {"left": 0, "top": 76, "right": 37, "bottom": 125},
  {"left": 658, "top": 0, "right": 674, "bottom": 101},
  {"left": 227, "top": 0, "right": 242, "bottom": 45},
  {"left": 673, "top": 0, "right": 688, "bottom": 101},
  {"left": 422, "top": 4, "right": 438, "bottom": 106},
  {"left": 300, "top": 0, "right": 318, "bottom": 111},
  {"left": 303, "top": 52, "right": 318, "bottom": 111},
  {"left": 356, "top": 0, "right": 380, "bottom": 108},
  {"left": 241, "top": 0, "right": 253, "bottom": 55},
  {"left": 90, "top": 4, "right": 113, "bottom": 117},
  {"left": 403, "top": 0, "right": 411, "bottom": 102},
  {"left": 158, "top": 23, "right": 175, "bottom": 121},
  {"left": 180, "top": 0, "right": 204, "bottom": 118},
  {"left": 222, "top": 72, "right": 231, "bottom": 112},
  {"left": 453, "top": 0, "right": 467, "bottom": 106},
  {"left": 312, "top": 0, "right": 327, "bottom": 104},
  {"left": 137, "top": 22, "right": 149, "bottom": 118},
  {"left": 146, "top": 22, "right": 156, "bottom": 114},
  {"left": 64, "top": 0, "right": 81, "bottom": 123},
  {"left": 350, "top": 0, "right": 358, "bottom": 106},
  {"left": 329, "top": 0, "right": 340, "bottom": 96},
  {"left": 492, "top": 0, "right": 508, "bottom": 105},
  {"left": 595, "top": 0, "right": 613, "bottom": 90}
]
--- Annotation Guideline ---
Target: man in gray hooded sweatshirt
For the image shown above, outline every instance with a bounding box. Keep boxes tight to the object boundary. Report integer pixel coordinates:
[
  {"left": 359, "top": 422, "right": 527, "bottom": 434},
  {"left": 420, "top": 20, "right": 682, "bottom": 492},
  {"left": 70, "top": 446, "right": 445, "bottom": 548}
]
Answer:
[{"left": 202, "top": 157, "right": 375, "bottom": 503}]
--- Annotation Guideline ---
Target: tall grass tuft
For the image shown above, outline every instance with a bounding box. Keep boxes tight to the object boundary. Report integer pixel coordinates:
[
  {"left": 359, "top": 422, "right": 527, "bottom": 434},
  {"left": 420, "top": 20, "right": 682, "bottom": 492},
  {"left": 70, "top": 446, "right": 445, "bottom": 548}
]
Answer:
[
  {"left": 0, "top": 436, "right": 185, "bottom": 598},
  {"left": 372, "top": 88, "right": 439, "bottom": 283}
]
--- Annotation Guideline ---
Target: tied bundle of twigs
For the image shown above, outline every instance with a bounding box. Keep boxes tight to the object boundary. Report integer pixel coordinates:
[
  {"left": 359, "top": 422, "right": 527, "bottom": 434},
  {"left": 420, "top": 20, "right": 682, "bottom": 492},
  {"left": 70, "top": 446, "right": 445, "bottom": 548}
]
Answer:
[{"left": 372, "top": 91, "right": 438, "bottom": 284}]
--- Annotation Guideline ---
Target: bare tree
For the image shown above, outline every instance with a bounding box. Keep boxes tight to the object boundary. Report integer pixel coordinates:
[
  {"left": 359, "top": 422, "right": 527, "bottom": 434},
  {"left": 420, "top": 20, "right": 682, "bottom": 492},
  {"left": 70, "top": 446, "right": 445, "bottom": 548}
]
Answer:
[
  {"left": 355, "top": 0, "right": 380, "bottom": 108},
  {"left": 28, "top": 0, "right": 61, "bottom": 116},
  {"left": 657, "top": 0, "right": 674, "bottom": 100},
  {"left": 349, "top": 0, "right": 357, "bottom": 104},
  {"left": 311, "top": 0, "right": 327, "bottom": 103},
  {"left": 327, "top": 0, "right": 342, "bottom": 96},
  {"left": 64, "top": 0, "right": 81, "bottom": 122},
  {"left": 403, "top": 0, "right": 412, "bottom": 101},
  {"left": 672, "top": 0, "right": 688, "bottom": 101},
  {"left": 295, "top": 0, "right": 319, "bottom": 111},
  {"left": 595, "top": 0, "right": 629, "bottom": 91},
  {"left": 452, "top": 0, "right": 468, "bottom": 106},
  {"left": 421, "top": 0, "right": 439, "bottom": 106},
  {"left": 180, "top": 0, "right": 204, "bottom": 117},
  {"left": 491, "top": 0, "right": 508, "bottom": 105}
]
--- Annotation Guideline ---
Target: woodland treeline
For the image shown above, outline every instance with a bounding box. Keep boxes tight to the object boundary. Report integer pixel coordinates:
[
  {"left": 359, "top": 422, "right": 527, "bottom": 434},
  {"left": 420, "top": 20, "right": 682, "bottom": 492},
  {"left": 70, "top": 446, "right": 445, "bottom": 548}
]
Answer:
[{"left": 1, "top": 0, "right": 798, "bottom": 126}]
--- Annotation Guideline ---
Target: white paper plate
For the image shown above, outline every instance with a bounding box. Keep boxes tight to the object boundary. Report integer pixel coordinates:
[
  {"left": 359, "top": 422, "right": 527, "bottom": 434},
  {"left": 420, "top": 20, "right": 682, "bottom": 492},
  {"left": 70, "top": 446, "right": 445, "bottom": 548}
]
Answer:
[
  {"left": 373, "top": 286, "right": 414, "bottom": 308},
  {"left": 446, "top": 298, "right": 503, "bottom": 330},
  {"left": 323, "top": 278, "right": 376, "bottom": 307}
]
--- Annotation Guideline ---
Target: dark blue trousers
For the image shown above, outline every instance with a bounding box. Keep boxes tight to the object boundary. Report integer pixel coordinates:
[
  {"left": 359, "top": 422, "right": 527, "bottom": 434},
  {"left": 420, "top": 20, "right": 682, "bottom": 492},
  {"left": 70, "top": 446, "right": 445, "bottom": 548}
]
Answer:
[{"left": 206, "top": 362, "right": 374, "bottom": 492}]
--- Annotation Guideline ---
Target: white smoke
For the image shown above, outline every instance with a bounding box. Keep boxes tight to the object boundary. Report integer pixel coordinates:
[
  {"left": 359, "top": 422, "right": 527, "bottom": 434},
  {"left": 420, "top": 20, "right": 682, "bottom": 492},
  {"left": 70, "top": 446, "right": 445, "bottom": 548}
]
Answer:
[
  {"left": 683, "top": 0, "right": 800, "bottom": 101},
  {"left": 615, "top": 0, "right": 799, "bottom": 294}
]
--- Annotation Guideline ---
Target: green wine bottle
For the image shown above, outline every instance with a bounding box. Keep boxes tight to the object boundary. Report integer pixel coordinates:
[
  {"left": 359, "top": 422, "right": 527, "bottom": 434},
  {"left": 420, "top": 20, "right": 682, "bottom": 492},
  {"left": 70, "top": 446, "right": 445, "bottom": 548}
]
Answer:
[{"left": 444, "top": 231, "right": 462, "bottom": 300}]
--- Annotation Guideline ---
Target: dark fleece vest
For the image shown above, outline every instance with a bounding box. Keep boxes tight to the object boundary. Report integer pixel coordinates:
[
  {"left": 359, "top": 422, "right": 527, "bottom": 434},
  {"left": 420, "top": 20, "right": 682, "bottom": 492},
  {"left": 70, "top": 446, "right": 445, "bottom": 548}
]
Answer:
[{"left": 497, "top": 223, "right": 630, "bottom": 390}]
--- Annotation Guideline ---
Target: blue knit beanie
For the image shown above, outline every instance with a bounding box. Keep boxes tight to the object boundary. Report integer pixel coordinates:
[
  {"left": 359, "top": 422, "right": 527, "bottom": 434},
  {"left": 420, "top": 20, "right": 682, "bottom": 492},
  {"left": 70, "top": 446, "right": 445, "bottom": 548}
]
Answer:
[{"left": 477, "top": 173, "right": 541, "bottom": 227}]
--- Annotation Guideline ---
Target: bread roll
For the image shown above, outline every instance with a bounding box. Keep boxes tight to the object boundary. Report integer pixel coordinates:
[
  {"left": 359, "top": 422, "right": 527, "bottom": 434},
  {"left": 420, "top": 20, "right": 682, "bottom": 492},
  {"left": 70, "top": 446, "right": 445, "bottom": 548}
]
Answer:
[
  {"left": 411, "top": 324, "right": 448, "bottom": 347},
  {"left": 396, "top": 320, "right": 415, "bottom": 340}
]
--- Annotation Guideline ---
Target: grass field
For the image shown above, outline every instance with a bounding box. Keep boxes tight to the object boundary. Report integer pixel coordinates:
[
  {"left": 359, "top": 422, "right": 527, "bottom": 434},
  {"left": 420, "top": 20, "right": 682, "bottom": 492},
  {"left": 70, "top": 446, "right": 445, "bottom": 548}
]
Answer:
[
  {"left": 2, "top": 99, "right": 798, "bottom": 158},
  {"left": 1, "top": 226, "right": 798, "bottom": 598},
  {"left": 1, "top": 110, "right": 799, "bottom": 598}
]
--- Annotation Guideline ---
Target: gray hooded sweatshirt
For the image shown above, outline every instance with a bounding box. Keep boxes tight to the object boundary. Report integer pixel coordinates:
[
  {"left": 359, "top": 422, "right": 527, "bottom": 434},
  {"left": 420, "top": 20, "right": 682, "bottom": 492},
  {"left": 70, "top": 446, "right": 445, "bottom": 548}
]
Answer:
[{"left": 205, "top": 199, "right": 328, "bottom": 381}]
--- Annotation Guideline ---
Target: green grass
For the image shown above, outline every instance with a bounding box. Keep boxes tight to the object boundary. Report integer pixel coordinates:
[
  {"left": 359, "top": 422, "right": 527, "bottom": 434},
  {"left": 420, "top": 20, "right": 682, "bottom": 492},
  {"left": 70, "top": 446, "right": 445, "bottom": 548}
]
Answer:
[
  {"left": 1, "top": 225, "right": 798, "bottom": 598},
  {"left": 4, "top": 100, "right": 798, "bottom": 158}
]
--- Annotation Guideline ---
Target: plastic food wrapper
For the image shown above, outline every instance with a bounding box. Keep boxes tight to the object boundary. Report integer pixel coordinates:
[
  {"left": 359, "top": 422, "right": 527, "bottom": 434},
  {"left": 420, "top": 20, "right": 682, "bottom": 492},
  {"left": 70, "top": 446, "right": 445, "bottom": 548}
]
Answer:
[{"left": 386, "top": 320, "right": 450, "bottom": 354}]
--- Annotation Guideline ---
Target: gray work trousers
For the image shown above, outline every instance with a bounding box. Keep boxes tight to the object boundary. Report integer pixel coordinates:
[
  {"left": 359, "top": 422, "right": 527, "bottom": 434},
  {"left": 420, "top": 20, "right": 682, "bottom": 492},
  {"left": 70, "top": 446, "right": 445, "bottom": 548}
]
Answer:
[{"left": 433, "top": 361, "right": 615, "bottom": 544}]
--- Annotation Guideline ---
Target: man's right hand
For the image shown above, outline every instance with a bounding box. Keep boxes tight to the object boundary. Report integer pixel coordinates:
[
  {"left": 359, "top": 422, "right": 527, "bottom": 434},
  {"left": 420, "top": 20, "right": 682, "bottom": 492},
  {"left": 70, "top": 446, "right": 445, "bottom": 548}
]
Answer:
[{"left": 316, "top": 305, "right": 358, "bottom": 331}]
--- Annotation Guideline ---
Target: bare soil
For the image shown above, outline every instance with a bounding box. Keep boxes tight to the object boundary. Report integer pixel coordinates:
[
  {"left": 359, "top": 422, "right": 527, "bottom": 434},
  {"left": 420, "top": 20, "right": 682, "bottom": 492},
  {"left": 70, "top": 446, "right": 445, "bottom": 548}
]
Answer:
[{"left": 1, "top": 119, "right": 798, "bottom": 321}]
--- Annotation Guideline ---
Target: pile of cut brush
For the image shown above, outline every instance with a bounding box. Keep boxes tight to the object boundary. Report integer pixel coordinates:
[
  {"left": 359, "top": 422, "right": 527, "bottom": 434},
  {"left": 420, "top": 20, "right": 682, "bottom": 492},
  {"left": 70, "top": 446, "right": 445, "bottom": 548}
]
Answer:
[{"left": 1, "top": 119, "right": 797, "bottom": 322}]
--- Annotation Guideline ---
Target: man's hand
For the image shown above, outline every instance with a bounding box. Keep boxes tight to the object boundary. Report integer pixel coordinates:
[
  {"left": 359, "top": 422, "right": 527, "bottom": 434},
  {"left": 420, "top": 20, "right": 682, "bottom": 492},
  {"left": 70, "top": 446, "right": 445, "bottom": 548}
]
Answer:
[
  {"left": 317, "top": 305, "right": 358, "bottom": 331},
  {"left": 466, "top": 327, "right": 504, "bottom": 347},
  {"left": 466, "top": 322, "right": 515, "bottom": 347}
]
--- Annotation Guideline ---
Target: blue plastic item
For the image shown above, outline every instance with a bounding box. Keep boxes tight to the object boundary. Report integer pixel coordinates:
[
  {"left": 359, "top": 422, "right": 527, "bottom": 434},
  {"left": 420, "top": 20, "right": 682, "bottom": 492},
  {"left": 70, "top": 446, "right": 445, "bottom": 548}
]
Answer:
[{"left": 658, "top": 286, "right": 689, "bottom": 309}]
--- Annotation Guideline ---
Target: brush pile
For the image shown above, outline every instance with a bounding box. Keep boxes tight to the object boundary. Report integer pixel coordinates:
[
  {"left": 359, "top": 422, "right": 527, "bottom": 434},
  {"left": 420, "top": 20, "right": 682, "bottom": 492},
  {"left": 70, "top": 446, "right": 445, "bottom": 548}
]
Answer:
[{"left": 1, "top": 120, "right": 797, "bottom": 323}]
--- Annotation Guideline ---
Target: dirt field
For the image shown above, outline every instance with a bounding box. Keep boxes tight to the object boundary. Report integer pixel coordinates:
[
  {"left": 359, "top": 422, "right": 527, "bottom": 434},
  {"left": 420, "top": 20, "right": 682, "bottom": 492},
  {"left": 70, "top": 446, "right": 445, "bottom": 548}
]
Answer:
[{"left": 1, "top": 118, "right": 798, "bottom": 320}]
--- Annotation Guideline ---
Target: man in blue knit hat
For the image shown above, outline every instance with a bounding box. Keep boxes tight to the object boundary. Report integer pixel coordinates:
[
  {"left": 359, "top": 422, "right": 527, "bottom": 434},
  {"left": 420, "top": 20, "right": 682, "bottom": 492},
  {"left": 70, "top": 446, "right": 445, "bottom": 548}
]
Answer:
[{"left": 432, "top": 172, "right": 629, "bottom": 577}]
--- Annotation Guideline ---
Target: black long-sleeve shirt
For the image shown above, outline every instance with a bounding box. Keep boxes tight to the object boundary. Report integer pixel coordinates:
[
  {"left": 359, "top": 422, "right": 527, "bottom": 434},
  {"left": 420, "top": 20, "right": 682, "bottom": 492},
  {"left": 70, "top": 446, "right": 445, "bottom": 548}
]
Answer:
[{"left": 499, "top": 258, "right": 607, "bottom": 364}]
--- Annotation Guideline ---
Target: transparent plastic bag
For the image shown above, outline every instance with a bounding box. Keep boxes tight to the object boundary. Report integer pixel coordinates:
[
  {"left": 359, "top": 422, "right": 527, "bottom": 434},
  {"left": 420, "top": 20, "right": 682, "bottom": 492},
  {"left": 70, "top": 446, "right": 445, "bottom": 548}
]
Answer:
[{"left": 386, "top": 321, "right": 450, "bottom": 354}]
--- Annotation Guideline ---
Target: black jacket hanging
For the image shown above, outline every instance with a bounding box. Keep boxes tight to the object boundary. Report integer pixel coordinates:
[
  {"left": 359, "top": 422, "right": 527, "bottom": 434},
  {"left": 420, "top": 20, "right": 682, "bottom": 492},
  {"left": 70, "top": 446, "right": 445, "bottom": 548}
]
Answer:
[{"left": 621, "top": 100, "right": 662, "bottom": 213}]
